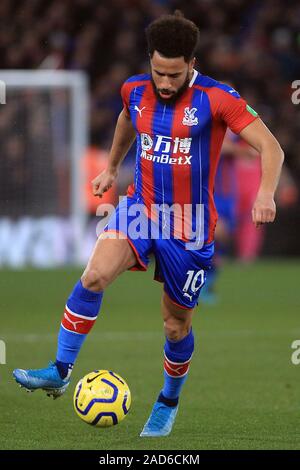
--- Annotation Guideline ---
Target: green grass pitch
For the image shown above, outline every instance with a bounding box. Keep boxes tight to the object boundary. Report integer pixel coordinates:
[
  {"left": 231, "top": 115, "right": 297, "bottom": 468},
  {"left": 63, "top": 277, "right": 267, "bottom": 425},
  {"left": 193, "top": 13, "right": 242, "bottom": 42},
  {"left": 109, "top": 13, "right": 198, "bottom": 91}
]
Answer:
[{"left": 0, "top": 260, "right": 299, "bottom": 450}]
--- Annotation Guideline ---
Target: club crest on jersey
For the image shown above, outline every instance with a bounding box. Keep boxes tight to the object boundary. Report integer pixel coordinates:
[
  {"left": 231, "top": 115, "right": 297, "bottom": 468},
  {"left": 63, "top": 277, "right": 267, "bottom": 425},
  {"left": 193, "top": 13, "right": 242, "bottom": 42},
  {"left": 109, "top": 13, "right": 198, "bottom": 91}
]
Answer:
[
  {"left": 141, "top": 133, "right": 153, "bottom": 151},
  {"left": 182, "top": 107, "right": 198, "bottom": 126}
]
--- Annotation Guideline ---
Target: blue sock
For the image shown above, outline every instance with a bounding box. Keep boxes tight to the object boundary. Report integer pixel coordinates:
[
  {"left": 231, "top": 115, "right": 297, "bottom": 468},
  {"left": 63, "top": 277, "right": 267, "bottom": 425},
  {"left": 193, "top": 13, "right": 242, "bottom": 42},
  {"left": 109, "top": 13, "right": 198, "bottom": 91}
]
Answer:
[
  {"left": 159, "top": 329, "right": 194, "bottom": 406},
  {"left": 55, "top": 280, "right": 103, "bottom": 378}
]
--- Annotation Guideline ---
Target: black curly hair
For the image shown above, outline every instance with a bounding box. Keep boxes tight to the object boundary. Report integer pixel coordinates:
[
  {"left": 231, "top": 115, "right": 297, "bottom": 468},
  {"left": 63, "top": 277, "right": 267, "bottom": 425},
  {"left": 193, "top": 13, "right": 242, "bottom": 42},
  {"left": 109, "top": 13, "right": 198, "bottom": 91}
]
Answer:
[{"left": 145, "top": 10, "right": 200, "bottom": 63}]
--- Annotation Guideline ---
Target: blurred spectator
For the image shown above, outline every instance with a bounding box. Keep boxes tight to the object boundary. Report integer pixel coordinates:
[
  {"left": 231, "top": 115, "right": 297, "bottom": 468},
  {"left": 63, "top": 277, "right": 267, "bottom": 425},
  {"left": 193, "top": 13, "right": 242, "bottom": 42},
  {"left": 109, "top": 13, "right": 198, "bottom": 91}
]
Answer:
[{"left": 0, "top": 0, "right": 298, "bottom": 172}]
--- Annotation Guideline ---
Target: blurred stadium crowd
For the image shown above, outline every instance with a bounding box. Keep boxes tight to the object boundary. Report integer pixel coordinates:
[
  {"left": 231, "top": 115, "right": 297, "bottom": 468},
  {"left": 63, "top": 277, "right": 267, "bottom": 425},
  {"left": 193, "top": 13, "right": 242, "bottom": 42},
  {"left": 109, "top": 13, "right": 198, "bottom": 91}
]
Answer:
[
  {"left": 0, "top": 0, "right": 299, "bottom": 157},
  {"left": 0, "top": 0, "right": 299, "bottom": 260}
]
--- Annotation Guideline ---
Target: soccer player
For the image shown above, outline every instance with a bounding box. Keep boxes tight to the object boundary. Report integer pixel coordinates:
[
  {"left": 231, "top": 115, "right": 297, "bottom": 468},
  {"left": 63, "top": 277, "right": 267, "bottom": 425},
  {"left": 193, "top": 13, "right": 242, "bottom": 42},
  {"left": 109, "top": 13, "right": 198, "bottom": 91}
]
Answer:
[{"left": 13, "top": 12, "right": 284, "bottom": 437}]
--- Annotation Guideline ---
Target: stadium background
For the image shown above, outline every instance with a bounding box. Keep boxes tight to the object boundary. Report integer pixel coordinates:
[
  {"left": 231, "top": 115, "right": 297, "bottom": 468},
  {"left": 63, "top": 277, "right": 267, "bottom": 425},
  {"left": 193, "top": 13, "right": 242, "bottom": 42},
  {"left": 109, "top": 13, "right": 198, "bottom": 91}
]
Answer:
[
  {"left": 0, "top": 0, "right": 300, "bottom": 451},
  {"left": 0, "top": 0, "right": 299, "bottom": 260}
]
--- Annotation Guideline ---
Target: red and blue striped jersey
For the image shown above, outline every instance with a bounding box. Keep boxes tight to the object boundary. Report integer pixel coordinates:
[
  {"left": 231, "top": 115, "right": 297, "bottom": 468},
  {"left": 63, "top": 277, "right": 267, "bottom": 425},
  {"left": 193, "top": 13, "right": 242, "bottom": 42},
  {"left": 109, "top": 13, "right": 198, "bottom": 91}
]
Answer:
[{"left": 121, "top": 70, "right": 258, "bottom": 244}]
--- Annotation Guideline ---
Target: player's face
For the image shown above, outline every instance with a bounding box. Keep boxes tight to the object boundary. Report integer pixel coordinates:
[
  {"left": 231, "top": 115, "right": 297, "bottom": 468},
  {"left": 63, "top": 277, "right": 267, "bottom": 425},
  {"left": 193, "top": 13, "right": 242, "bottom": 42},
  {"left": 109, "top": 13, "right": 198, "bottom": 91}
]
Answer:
[{"left": 150, "top": 50, "right": 195, "bottom": 104}]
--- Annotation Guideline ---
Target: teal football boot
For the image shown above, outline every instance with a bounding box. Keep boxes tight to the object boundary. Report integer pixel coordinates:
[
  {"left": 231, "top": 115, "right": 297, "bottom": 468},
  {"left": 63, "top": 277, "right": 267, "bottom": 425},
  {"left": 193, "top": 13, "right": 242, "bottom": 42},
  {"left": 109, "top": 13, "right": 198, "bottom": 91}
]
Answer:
[
  {"left": 140, "top": 401, "right": 178, "bottom": 437},
  {"left": 13, "top": 361, "right": 70, "bottom": 399}
]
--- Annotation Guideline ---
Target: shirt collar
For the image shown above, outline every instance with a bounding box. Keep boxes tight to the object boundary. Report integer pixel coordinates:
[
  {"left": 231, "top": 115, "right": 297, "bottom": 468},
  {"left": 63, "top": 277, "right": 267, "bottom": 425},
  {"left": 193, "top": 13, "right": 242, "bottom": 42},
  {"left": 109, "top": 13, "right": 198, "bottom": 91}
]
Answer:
[{"left": 189, "top": 69, "right": 198, "bottom": 87}]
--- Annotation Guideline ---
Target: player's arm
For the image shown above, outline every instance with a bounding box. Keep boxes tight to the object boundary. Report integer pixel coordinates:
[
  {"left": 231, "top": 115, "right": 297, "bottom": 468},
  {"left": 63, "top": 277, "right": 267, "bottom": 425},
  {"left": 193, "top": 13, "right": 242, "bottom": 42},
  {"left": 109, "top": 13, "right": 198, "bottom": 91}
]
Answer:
[
  {"left": 239, "top": 118, "right": 284, "bottom": 227},
  {"left": 92, "top": 108, "right": 136, "bottom": 197}
]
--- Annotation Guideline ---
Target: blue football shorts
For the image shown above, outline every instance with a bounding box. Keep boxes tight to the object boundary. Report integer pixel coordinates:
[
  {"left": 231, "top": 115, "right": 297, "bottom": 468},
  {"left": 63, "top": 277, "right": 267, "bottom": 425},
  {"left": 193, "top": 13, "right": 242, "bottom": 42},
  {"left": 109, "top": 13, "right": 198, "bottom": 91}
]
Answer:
[{"left": 102, "top": 196, "right": 214, "bottom": 309}]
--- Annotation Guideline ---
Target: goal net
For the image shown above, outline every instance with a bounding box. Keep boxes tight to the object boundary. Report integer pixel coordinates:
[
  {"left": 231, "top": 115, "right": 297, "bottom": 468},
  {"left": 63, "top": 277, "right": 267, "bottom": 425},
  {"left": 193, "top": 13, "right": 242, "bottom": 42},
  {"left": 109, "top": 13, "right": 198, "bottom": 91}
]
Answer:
[{"left": 0, "top": 71, "right": 89, "bottom": 267}]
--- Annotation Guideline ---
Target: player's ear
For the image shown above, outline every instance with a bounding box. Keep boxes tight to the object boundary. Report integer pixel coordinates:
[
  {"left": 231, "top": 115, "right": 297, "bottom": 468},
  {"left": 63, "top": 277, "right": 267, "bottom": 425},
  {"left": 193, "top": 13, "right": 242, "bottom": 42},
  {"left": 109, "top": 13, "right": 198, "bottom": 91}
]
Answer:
[{"left": 188, "top": 57, "right": 195, "bottom": 75}]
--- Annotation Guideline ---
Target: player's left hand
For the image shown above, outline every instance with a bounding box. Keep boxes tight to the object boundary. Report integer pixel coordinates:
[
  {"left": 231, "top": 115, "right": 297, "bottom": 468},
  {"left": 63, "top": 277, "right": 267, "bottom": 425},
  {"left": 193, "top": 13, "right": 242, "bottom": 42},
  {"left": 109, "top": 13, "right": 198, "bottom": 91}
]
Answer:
[{"left": 252, "top": 191, "right": 276, "bottom": 228}]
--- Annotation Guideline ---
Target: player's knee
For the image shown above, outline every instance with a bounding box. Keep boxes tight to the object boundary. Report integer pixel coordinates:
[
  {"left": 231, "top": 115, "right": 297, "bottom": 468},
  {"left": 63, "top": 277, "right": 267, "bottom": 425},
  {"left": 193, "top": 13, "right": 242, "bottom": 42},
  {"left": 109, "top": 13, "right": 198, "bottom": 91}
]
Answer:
[{"left": 81, "top": 268, "right": 110, "bottom": 292}]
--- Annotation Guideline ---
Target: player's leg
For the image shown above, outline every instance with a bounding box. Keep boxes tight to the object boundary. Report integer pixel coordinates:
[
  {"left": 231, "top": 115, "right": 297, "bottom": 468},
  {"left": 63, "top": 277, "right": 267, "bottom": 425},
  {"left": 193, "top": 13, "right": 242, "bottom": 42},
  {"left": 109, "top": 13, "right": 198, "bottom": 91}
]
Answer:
[
  {"left": 140, "top": 292, "right": 194, "bottom": 437},
  {"left": 14, "top": 194, "right": 152, "bottom": 397},
  {"left": 55, "top": 235, "right": 137, "bottom": 377},
  {"left": 141, "top": 235, "right": 214, "bottom": 437},
  {"left": 13, "top": 236, "right": 137, "bottom": 397},
  {"left": 160, "top": 292, "right": 194, "bottom": 401}
]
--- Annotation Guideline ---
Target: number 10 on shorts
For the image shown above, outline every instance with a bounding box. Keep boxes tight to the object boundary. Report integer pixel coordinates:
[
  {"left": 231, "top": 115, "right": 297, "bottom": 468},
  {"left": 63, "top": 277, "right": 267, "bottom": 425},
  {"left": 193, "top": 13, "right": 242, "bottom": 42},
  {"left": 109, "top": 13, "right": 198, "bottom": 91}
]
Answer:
[{"left": 183, "top": 270, "right": 205, "bottom": 294}]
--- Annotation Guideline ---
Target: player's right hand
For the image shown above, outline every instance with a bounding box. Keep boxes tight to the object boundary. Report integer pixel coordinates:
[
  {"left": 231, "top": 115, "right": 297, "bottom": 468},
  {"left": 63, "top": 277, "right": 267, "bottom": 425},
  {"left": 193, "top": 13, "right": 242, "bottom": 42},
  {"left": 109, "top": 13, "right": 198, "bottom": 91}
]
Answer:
[
  {"left": 92, "top": 168, "right": 118, "bottom": 198},
  {"left": 252, "top": 190, "right": 276, "bottom": 228}
]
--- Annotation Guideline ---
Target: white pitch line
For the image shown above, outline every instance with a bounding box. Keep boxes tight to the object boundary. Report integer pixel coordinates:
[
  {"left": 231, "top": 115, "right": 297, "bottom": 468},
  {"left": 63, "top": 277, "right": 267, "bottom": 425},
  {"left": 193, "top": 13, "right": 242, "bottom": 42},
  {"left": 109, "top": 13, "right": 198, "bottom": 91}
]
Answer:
[
  {"left": 2, "top": 331, "right": 162, "bottom": 343},
  {"left": 2, "top": 329, "right": 299, "bottom": 343}
]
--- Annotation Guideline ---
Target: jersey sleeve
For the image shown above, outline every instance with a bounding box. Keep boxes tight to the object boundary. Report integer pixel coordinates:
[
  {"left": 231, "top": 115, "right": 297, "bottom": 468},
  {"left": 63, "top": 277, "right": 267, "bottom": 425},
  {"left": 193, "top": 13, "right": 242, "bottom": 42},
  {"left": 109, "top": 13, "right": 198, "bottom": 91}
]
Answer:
[
  {"left": 209, "top": 87, "right": 259, "bottom": 134},
  {"left": 120, "top": 82, "right": 131, "bottom": 118}
]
